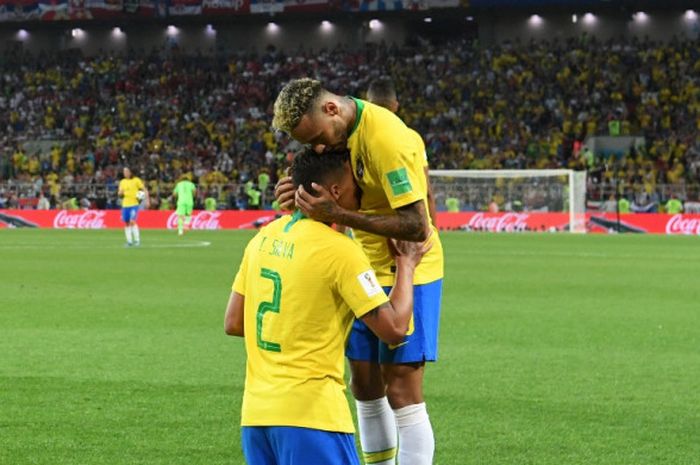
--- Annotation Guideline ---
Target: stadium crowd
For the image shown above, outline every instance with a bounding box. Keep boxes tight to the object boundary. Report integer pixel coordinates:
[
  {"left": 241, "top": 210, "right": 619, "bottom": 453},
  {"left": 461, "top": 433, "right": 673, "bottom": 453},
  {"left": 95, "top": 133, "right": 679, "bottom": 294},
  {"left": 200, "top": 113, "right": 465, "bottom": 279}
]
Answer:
[{"left": 0, "top": 35, "right": 699, "bottom": 212}]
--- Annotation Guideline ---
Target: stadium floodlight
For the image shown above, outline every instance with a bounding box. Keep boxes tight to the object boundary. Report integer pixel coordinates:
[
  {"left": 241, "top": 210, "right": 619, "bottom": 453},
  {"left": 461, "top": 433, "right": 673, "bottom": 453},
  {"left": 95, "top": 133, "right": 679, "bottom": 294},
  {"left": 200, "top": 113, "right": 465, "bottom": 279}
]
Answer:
[
  {"left": 321, "top": 20, "right": 333, "bottom": 32},
  {"left": 205, "top": 24, "right": 216, "bottom": 36},
  {"left": 266, "top": 22, "right": 280, "bottom": 34},
  {"left": 166, "top": 25, "right": 179, "bottom": 36},
  {"left": 71, "top": 28, "right": 84, "bottom": 39},
  {"left": 111, "top": 27, "right": 125, "bottom": 39},
  {"left": 528, "top": 14, "right": 543, "bottom": 27},
  {"left": 582, "top": 13, "right": 596, "bottom": 25},
  {"left": 429, "top": 169, "right": 588, "bottom": 233},
  {"left": 685, "top": 10, "right": 698, "bottom": 21},
  {"left": 633, "top": 11, "right": 648, "bottom": 23},
  {"left": 572, "top": 14, "right": 578, "bottom": 23},
  {"left": 369, "top": 19, "right": 382, "bottom": 30},
  {"left": 466, "top": 16, "right": 474, "bottom": 21},
  {"left": 17, "top": 29, "right": 29, "bottom": 41},
  {"left": 424, "top": 17, "right": 432, "bottom": 23}
]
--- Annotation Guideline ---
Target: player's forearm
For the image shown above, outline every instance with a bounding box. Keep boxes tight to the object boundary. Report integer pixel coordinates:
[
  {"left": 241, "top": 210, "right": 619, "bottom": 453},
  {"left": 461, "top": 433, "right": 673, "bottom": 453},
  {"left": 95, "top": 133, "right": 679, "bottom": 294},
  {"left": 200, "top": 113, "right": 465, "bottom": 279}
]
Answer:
[
  {"left": 387, "top": 260, "right": 415, "bottom": 333},
  {"left": 337, "top": 208, "right": 427, "bottom": 242}
]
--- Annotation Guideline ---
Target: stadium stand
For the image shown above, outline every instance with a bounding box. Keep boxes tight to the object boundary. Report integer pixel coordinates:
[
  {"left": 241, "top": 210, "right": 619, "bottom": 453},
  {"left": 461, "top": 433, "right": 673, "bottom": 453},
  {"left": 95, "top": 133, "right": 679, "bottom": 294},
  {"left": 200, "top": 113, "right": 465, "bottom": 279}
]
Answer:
[{"left": 1, "top": 36, "right": 698, "bottom": 211}]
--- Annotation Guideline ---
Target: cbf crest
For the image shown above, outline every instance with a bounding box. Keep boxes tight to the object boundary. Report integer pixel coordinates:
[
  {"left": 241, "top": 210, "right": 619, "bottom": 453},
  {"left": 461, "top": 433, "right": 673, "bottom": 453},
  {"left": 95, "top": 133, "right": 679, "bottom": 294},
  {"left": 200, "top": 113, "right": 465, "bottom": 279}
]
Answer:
[{"left": 355, "top": 157, "right": 364, "bottom": 181}]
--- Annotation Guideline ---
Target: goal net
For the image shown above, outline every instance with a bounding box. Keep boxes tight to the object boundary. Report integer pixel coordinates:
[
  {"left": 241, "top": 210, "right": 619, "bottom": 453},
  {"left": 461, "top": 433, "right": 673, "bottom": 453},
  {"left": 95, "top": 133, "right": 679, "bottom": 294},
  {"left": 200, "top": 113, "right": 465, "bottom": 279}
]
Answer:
[{"left": 429, "top": 169, "right": 587, "bottom": 233}]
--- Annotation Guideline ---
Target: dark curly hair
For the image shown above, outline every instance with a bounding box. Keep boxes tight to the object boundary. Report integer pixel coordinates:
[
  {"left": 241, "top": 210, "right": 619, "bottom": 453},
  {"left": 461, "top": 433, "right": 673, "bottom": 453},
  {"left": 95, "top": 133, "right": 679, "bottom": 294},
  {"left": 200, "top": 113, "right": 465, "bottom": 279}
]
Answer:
[{"left": 291, "top": 148, "right": 350, "bottom": 195}]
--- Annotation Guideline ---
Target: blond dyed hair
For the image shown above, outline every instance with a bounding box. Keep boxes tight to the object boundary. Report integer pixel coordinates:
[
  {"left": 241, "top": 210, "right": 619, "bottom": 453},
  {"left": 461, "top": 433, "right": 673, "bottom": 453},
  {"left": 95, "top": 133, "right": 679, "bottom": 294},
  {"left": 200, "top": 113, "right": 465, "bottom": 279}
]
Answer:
[{"left": 272, "top": 78, "right": 323, "bottom": 134}]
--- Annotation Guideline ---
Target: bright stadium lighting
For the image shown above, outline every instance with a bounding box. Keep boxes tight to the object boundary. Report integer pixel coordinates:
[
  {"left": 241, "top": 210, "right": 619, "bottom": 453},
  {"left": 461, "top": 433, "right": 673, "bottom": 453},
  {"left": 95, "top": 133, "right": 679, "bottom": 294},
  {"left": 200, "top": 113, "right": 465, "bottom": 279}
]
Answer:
[
  {"left": 685, "top": 10, "right": 698, "bottom": 21},
  {"left": 266, "top": 22, "right": 280, "bottom": 34},
  {"left": 466, "top": 16, "right": 474, "bottom": 21},
  {"left": 166, "top": 25, "right": 179, "bottom": 36},
  {"left": 320, "top": 20, "right": 333, "bottom": 32},
  {"left": 71, "top": 28, "right": 85, "bottom": 39},
  {"left": 424, "top": 17, "right": 432, "bottom": 23},
  {"left": 572, "top": 14, "right": 578, "bottom": 24},
  {"left": 633, "top": 11, "right": 648, "bottom": 23},
  {"left": 582, "top": 13, "right": 596, "bottom": 25},
  {"left": 528, "top": 14, "right": 543, "bottom": 27},
  {"left": 205, "top": 24, "right": 216, "bottom": 36},
  {"left": 17, "top": 29, "right": 29, "bottom": 41},
  {"left": 111, "top": 27, "right": 125, "bottom": 39},
  {"left": 369, "top": 19, "right": 382, "bottom": 30}
]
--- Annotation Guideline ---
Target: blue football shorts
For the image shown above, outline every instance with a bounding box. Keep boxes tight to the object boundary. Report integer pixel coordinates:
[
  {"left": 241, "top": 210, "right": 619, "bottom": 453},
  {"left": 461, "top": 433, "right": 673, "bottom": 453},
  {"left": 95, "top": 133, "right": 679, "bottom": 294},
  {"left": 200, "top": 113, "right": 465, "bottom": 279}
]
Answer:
[
  {"left": 241, "top": 426, "right": 360, "bottom": 465},
  {"left": 121, "top": 206, "right": 139, "bottom": 224},
  {"left": 346, "top": 278, "right": 443, "bottom": 364}
]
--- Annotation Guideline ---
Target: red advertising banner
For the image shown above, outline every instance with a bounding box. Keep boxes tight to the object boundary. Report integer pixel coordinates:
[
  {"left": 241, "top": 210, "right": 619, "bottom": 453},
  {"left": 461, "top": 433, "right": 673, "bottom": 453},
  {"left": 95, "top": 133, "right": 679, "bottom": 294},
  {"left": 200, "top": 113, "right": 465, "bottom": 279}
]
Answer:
[
  {"left": 438, "top": 212, "right": 570, "bottom": 232},
  {"left": 0, "top": 210, "right": 280, "bottom": 230},
  {"left": 1, "top": 210, "right": 700, "bottom": 235},
  {"left": 587, "top": 213, "right": 700, "bottom": 235}
]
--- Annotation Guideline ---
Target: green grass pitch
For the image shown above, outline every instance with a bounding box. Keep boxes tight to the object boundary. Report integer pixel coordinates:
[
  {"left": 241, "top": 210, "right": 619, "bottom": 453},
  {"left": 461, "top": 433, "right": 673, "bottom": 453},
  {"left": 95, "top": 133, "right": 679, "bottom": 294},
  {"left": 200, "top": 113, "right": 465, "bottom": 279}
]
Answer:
[{"left": 1, "top": 229, "right": 699, "bottom": 465}]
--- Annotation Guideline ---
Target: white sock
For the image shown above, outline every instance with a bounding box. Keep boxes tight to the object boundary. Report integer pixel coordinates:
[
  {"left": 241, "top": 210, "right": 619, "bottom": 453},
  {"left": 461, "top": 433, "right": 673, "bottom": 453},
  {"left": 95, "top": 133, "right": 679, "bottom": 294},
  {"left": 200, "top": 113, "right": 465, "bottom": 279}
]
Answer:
[
  {"left": 132, "top": 224, "right": 140, "bottom": 243},
  {"left": 394, "top": 403, "right": 434, "bottom": 465},
  {"left": 356, "top": 397, "right": 397, "bottom": 465},
  {"left": 124, "top": 226, "right": 133, "bottom": 244}
]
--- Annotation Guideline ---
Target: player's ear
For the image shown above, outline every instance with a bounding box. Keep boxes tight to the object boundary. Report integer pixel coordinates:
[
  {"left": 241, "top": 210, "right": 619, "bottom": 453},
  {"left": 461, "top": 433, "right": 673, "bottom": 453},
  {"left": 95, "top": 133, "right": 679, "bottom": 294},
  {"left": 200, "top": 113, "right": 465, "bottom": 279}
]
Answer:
[
  {"left": 322, "top": 100, "right": 339, "bottom": 117},
  {"left": 328, "top": 183, "right": 342, "bottom": 200}
]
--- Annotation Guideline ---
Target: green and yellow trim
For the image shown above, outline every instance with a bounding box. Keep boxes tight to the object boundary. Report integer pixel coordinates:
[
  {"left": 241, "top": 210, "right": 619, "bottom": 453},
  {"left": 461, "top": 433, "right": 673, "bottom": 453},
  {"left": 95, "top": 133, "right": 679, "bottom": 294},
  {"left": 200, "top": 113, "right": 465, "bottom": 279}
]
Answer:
[{"left": 363, "top": 447, "right": 397, "bottom": 464}]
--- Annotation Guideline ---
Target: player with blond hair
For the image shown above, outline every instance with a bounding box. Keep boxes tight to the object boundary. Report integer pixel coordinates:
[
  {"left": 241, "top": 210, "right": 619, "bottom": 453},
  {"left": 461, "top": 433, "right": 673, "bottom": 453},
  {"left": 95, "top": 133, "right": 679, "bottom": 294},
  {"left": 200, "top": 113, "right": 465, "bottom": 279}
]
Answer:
[{"left": 273, "top": 78, "right": 443, "bottom": 465}]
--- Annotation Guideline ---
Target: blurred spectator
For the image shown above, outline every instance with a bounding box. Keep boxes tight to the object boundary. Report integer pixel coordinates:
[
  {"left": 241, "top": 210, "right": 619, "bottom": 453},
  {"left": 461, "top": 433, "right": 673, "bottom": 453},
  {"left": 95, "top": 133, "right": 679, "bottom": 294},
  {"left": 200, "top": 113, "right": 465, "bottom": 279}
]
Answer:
[
  {"left": 599, "top": 194, "right": 617, "bottom": 213},
  {"left": 618, "top": 196, "right": 631, "bottom": 214},
  {"left": 36, "top": 192, "right": 51, "bottom": 210},
  {"left": 205, "top": 193, "right": 218, "bottom": 211},
  {"left": 445, "top": 196, "right": 460, "bottom": 212},
  {"left": 665, "top": 194, "right": 683, "bottom": 214}
]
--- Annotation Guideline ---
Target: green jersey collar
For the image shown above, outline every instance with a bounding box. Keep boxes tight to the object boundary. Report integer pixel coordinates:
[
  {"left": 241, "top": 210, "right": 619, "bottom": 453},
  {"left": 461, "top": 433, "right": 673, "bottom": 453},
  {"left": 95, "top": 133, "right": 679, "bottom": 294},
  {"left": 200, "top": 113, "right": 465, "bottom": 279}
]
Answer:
[
  {"left": 348, "top": 97, "right": 364, "bottom": 137},
  {"left": 284, "top": 210, "right": 307, "bottom": 233}
]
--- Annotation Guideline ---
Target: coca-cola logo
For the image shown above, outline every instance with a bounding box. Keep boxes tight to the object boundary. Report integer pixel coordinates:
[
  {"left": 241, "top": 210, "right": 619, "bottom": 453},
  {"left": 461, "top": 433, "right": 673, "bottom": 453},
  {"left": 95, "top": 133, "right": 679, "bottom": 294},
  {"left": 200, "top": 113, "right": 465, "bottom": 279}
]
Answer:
[
  {"left": 53, "top": 210, "right": 107, "bottom": 229},
  {"left": 167, "top": 211, "right": 222, "bottom": 230},
  {"left": 465, "top": 213, "right": 530, "bottom": 232},
  {"left": 665, "top": 214, "right": 700, "bottom": 235}
]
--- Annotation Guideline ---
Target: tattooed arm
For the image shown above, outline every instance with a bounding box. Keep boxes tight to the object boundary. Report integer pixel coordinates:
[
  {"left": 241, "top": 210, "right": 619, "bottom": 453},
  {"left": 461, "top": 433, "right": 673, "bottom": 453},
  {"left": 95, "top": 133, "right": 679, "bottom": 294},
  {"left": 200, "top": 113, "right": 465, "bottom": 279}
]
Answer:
[{"left": 296, "top": 183, "right": 429, "bottom": 241}]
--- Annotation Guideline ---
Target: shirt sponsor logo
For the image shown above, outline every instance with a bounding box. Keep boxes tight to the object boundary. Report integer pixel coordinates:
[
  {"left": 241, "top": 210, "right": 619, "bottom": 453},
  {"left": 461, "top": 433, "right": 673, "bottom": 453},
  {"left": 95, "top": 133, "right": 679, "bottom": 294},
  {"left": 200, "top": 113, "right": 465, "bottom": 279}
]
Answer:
[{"left": 357, "top": 270, "right": 382, "bottom": 298}]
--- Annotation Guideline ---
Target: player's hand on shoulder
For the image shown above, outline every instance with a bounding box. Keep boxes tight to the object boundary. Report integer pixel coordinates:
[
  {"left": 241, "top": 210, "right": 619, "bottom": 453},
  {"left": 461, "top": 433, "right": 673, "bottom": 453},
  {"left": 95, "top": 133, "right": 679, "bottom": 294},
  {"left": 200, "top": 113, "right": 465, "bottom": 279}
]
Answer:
[
  {"left": 274, "top": 175, "right": 295, "bottom": 210},
  {"left": 295, "top": 183, "right": 342, "bottom": 224},
  {"left": 388, "top": 232, "right": 433, "bottom": 268}
]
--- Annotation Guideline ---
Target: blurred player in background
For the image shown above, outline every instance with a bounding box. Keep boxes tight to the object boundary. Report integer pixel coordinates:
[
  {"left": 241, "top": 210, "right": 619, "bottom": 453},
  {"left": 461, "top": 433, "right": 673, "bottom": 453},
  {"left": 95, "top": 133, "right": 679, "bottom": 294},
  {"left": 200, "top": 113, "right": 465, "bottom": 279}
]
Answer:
[
  {"left": 224, "top": 148, "right": 429, "bottom": 465},
  {"left": 118, "top": 167, "right": 148, "bottom": 247},
  {"left": 273, "top": 78, "right": 443, "bottom": 465},
  {"left": 173, "top": 176, "right": 197, "bottom": 236}
]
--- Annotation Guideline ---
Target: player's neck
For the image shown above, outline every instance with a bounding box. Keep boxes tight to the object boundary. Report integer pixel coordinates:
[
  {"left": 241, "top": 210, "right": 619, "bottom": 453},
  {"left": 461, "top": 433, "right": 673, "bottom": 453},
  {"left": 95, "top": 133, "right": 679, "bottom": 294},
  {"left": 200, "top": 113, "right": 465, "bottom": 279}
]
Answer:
[{"left": 343, "top": 97, "right": 357, "bottom": 135}]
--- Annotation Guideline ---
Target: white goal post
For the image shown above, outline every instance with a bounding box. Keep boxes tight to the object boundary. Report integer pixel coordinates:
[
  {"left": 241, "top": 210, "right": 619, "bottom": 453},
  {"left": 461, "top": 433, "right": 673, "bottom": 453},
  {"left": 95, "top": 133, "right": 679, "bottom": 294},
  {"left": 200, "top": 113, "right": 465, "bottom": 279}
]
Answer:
[{"left": 429, "top": 169, "right": 587, "bottom": 233}]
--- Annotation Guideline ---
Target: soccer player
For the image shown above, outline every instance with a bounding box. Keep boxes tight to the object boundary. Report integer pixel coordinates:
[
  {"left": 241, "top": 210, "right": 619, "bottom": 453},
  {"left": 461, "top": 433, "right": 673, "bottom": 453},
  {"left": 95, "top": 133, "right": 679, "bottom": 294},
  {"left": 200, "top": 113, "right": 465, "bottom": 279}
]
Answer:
[
  {"left": 272, "top": 78, "right": 444, "bottom": 465},
  {"left": 224, "top": 148, "right": 428, "bottom": 465},
  {"left": 118, "top": 167, "right": 148, "bottom": 246},
  {"left": 173, "top": 176, "right": 197, "bottom": 236},
  {"left": 367, "top": 77, "right": 438, "bottom": 226}
]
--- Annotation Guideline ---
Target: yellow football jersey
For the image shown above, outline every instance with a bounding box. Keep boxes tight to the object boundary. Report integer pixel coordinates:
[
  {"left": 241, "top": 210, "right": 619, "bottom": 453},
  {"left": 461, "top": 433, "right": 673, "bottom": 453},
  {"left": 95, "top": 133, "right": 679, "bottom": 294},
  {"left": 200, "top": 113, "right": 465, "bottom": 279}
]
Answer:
[
  {"left": 119, "top": 177, "right": 145, "bottom": 207},
  {"left": 232, "top": 212, "right": 389, "bottom": 433},
  {"left": 347, "top": 98, "right": 444, "bottom": 286}
]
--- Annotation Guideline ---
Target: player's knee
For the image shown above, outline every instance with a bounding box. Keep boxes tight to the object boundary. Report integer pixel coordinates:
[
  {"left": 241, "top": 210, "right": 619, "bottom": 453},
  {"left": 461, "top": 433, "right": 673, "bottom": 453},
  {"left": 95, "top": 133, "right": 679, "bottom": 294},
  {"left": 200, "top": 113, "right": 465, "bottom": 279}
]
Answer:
[
  {"left": 386, "top": 382, "right": 423, "bottom": 408},
  {"left": 384, "top": 366, "right": 425, "bottom": 408},
  {"left": 350, "top": 376, "right": 385, "bottom": 401}
]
